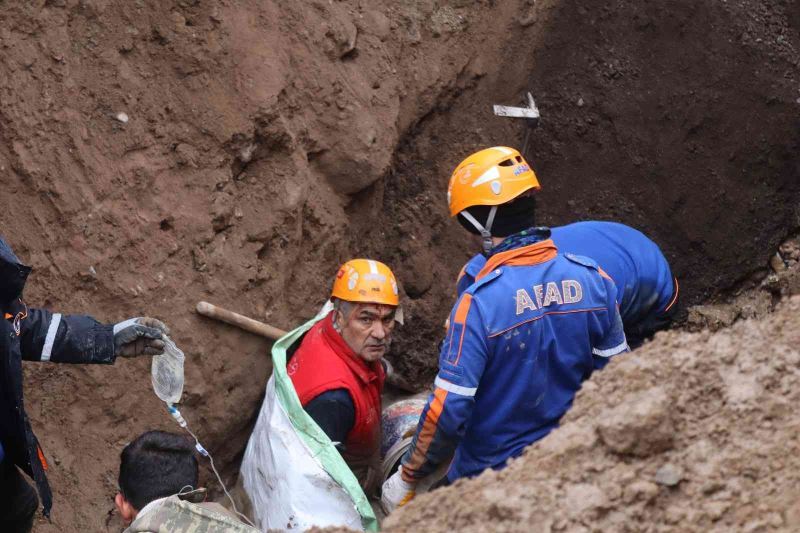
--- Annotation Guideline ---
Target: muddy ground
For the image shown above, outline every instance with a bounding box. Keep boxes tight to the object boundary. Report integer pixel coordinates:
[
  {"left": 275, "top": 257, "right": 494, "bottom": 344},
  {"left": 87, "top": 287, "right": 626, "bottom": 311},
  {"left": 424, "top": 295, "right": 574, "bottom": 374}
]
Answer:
[{"left": 0, "top": 0, "right": 797, "bottom": 531}]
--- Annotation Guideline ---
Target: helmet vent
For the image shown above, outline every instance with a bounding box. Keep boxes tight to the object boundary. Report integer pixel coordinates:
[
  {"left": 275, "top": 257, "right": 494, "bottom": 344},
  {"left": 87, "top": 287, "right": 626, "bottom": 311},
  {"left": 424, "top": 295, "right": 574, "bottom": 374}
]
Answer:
[{"left": 498, "top": 158, "right": 515, "bottom": 167}]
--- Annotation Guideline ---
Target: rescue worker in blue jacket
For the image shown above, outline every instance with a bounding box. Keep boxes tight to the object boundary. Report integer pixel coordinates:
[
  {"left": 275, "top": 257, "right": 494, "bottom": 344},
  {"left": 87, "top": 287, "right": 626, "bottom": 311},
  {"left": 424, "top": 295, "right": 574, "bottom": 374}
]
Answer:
[
  {"left": 381, "top": 147, "right": 630, "bottom": 513},
  {"left": 0, "top": 236, "right": 169, "bottom": 531},
  {"left": 456, "top": 221, "right": 678, "bottom": 348}
]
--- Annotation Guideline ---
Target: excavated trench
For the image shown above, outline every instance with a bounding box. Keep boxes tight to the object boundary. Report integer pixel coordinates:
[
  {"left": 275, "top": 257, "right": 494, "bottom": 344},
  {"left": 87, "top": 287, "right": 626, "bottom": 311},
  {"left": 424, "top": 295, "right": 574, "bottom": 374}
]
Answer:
[{"left": 1, "top": 1, "right": 796, "bottom": 531}]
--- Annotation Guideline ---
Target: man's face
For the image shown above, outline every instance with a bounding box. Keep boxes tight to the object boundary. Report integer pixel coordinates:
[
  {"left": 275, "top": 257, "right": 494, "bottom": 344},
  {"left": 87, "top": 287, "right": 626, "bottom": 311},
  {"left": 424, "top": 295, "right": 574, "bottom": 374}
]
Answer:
[{"left": 335, "top": 302, "right": 396, "bottom": 362}]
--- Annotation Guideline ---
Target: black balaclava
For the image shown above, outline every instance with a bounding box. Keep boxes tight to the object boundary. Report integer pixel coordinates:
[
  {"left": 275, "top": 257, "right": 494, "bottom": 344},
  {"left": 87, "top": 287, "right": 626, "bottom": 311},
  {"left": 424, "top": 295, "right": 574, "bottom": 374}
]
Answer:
[
  {"left": 457, "top": 194, "right": 537, "bottom": 239},
  {"left": 0, "top": 237, "right": 32, "bottom": 308}
]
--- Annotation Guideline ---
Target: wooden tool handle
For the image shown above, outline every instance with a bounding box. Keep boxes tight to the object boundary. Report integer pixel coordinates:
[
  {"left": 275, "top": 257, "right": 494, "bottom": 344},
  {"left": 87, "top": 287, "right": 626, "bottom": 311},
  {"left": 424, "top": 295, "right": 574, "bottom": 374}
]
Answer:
[{"left": 196, "top": 301, "right": 287, "bottom": 340}]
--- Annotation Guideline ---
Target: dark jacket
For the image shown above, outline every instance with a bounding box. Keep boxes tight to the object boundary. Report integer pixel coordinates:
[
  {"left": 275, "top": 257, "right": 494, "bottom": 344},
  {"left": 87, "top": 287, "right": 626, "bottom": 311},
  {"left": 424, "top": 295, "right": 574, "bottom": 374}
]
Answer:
[{"left": 1, "top": 237, "right": 116, "bottom": 517}]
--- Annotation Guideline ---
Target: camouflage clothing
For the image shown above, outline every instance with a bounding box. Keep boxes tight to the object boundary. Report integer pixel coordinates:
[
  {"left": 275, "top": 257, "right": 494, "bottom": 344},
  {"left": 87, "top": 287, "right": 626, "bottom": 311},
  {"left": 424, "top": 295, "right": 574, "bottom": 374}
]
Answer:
[{"left": 124, "top": 495, "right": 258, "bottom": 533}]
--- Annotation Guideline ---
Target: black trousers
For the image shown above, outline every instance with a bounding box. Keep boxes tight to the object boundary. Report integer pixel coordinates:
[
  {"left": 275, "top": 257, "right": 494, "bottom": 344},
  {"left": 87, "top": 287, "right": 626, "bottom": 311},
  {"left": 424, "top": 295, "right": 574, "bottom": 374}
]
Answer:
[{"left": 0, "top": 461, "right": 39, "bottom": 533}]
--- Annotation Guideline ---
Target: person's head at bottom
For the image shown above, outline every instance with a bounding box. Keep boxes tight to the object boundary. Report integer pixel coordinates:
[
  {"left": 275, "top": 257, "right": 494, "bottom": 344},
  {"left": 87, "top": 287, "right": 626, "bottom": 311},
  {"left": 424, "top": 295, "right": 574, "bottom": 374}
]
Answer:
[{"left": 115, "top": 430, "right": 198, "bottom": 524}]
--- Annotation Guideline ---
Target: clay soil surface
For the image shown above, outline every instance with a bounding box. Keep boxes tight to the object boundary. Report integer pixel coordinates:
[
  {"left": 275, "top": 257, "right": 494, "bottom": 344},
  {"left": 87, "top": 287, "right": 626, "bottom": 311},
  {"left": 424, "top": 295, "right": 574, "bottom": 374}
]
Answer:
[{"left": 0, "top": 0, "right": 797, "bottom": 531}]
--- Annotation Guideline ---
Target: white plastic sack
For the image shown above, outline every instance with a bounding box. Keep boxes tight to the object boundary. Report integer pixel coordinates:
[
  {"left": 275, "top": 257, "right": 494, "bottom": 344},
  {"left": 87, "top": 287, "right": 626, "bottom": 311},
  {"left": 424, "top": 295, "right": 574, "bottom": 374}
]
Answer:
[
  {"left": 240, "top": 315, "right": 377, "bottom": 532},
  {"left": 241, "top": 377, "right": 365, "bottom": 531}
]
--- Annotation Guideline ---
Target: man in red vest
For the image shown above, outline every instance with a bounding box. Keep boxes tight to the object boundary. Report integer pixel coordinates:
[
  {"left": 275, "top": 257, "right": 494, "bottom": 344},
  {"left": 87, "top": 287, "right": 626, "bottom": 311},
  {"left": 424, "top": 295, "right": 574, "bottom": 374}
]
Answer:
[{"left": 287, "top": 259, "right": 400, "bottom": 495}]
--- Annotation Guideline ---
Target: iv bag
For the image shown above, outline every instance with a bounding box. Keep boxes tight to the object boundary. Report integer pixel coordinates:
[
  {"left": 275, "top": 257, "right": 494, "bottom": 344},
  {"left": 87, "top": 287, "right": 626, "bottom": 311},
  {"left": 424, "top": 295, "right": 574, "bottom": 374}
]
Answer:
[{"left": 151, "top": 335, "right": 185, "bottom": 405}]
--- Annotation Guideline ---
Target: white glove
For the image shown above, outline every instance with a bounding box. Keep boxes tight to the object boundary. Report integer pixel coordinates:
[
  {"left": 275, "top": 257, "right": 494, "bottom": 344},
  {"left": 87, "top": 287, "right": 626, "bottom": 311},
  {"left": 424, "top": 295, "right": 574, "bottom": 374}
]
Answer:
[{"left": 381, "top": 466, "right": 417, "bottom": 515}]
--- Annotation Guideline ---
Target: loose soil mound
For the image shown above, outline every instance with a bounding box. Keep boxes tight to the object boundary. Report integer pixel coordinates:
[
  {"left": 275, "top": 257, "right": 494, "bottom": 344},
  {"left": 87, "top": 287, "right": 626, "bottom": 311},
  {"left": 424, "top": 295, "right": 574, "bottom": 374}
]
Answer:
[{"left": 385, "top": 295, "right": 800, "bottom": 533}]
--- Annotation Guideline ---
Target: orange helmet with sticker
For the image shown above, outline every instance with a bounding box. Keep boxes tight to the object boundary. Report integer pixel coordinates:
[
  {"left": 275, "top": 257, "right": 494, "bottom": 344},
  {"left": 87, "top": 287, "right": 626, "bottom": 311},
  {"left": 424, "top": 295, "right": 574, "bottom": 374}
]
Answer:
[
  {"left": 331, "top": 259, "right": 399, "bottom": 306},
  {"left": 447, "top": 146, "right": 540, "bottom": 217}
]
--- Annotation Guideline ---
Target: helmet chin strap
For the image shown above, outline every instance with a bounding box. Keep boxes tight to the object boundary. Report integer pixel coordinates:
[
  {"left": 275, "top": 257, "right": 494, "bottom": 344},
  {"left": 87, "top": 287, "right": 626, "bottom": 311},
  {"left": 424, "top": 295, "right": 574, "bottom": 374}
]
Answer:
[{"left": 460, "top": 206, "right": 498, "bottom": 255}]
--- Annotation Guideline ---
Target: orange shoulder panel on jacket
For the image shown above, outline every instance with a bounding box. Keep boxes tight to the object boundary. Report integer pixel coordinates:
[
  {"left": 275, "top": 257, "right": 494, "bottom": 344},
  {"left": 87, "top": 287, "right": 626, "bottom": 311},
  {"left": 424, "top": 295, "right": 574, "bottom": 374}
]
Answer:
[{"left": 453, "top": 294, "right": 472, "bottom": 325}]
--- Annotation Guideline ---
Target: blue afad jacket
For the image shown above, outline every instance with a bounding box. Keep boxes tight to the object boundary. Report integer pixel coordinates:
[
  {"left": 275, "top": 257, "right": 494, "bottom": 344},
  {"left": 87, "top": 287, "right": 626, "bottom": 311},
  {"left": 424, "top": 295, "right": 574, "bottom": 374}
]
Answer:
[
  {"left": 457, "top": 222, "right": 677, "bottom": 330},
  {"left": 1, "top": 237, "right": 116, "bottom": 517},
  {"left": 401, "top": 238, "right": 628, "bottom": 483}
]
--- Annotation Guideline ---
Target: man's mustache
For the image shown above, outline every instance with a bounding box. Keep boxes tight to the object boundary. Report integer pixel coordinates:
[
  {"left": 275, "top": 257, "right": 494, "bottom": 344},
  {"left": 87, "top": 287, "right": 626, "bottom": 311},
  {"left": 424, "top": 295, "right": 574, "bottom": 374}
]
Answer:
[{"left": 366, "top": 339, "right": 391, "bottom": 348}]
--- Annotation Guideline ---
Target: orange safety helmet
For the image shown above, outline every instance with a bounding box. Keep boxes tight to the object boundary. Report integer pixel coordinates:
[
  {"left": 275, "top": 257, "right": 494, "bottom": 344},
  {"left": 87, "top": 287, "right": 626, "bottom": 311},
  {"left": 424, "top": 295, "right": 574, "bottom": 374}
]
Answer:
[
  {"left": 447, "top": 146, "right": 540, "bottom": 217},
  {"left": 447, "top": 146, "right": 540, "bottom": 253},
  {"left": 331, "top": 259, "right": 400, "bottom": 307}
]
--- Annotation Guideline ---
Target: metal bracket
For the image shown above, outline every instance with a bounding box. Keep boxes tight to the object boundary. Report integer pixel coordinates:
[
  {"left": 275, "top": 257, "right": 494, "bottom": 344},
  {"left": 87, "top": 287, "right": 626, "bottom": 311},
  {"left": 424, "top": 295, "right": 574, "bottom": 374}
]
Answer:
[
  {"left": 493, "top": 92, "right": 540, "bottom": 159},
  {"left": 493, "top": 92, "right": 540, "bottom": 125}
]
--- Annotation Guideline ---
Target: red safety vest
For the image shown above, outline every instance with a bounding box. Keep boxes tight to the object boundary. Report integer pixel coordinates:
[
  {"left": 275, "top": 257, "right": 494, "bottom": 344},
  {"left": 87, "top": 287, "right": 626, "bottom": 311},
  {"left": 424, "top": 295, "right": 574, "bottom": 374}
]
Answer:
[{"left": 288, "top": 312, "right": 384, "bottom": 464}]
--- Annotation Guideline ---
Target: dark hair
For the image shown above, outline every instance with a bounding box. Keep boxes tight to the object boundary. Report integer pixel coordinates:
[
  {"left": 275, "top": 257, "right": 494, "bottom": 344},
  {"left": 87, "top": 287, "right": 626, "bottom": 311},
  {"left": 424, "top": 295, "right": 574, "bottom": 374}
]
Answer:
[{"left": 118, "top": 430, "right": 199, "bottom": 510}]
